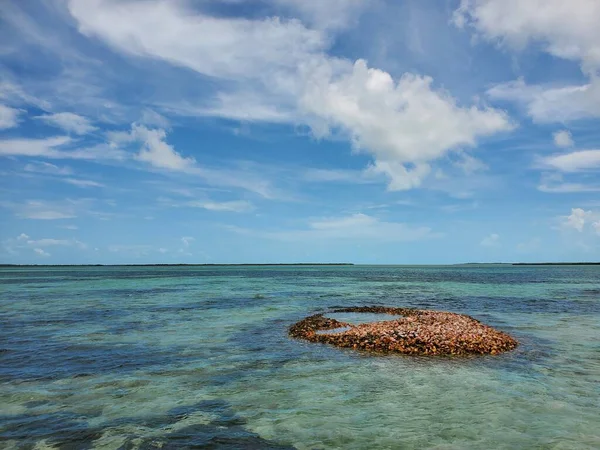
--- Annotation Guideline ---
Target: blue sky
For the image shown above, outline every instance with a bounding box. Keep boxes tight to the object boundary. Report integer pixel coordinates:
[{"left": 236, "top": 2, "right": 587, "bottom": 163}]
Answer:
[{"left": 1, "top": 0, "right": 600, "bottom": 264}]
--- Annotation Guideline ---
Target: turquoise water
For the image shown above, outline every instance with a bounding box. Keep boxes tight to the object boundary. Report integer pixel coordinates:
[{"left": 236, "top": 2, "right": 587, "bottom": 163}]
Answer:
[{"left": 1, "top": 265, "right": 599, "bottom": 449}]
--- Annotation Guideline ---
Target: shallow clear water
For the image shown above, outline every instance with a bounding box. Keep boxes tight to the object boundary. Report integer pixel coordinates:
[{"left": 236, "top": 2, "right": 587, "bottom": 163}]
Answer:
[
  {"left": 323, "top": 312, "right": 401, "bottom": 325},
  {"left": 1, "top": 265, "right": 599, "bottom": 449}
]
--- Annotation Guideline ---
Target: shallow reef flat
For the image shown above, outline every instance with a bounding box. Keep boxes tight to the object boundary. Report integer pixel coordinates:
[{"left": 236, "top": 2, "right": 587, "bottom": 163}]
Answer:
[{"left": 289, "top": 306, "right": 518, "bottom": 356}]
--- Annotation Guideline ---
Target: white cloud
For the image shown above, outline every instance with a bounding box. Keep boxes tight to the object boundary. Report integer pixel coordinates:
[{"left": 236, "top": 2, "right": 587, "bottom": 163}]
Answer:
[
  {"left": 560, "top": 208, "right": 598, "bottom": 232},
  {"left": 538, "top": 173, "right": 600, "bottom": 194},
  {"left": 26, "top": 238, "right": 87, "bottom": 249},
  {"left": 64, "top": 178, "right": 105, "bottom": 188},
  {"left": 454, "top": 0, "right": 600, "bottom": 72},
  {"left": 303, "top": 168, "right": 376, "bottom": 184},
  {"left": 229, "top": 213, "right": 442, "bottom": 242},
  {"left": 110, "top": 124, "right": 195, "bottom": 171},
  {"left": 139, "top": 108, "right": 170, "bottom": 129},
  {"left": 542, "top": 150, "right": 600, "bottom": 172},
  {"left": 480, "top": 233, "right": 500, "bottom": 247},
  {"left": 553, "top": 130, "right": 574, "bottom": 148},
  {"left": 301, "top": 60, "right": 513, "bottom": 190},
  {"left": 0, "top": 136, "right": 72, "bottom": 157},
  {"left": 538, "top": 181, "right": 600, "bottom": 193},
  {"left": 12, "top": 201, "right": 78, "bottom": 220},
  {"left": 0, "top": 199, "right": 95, "bottom": 220},
  {"left": 593, "top": 221, "right": 600, "bottom": 235},
  {"left": 0, "top": 126, "right": 276, "bottom": 198},
  {"left": 0, "top": 135, "right": 127, "bottom": 161},
  {"left": 34, "top": 248, "right": 50, "bottom": 257},
  {"left": 24, "top": 161, "right": 73, "bottom": 175},
  {"left": 487, "top": 78, "right": 600, "bottom": 123},
  {"left": 2, "top": 233, "right": 87, "bottom": 257},
  {"left": 181, "top": 236, "right": 195, "bottom": 247},
  {"left": 457, "top": 1, "right": 600, "bottom": 122},
  {"left": 453, "top": 153, "right": 488, "bottom": 174},
  {"left": 36, "top": 112, "right": 97, "bottom": 135},
  {"left": 186, "top": 200, "right": 253, "bottom": 213},
  {"left": 0, "top": 104, "right": 23, "bottom": 129},
  {"left": 66, "top": 0, "right": 513, "bottom": 191},
  {"left": 0, "top": 81, "right": 52, "bottom": 111},
  {"left": 68, "top": 0, "right": 326, "bottom": 81},
  {"left": 159, "top": 195, "right": 256, "bottom": 213}
]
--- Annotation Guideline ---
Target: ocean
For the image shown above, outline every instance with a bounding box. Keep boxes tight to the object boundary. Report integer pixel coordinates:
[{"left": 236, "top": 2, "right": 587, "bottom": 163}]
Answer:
[{"left": 1, "top": 265, "right": 599, "bottom": 449}]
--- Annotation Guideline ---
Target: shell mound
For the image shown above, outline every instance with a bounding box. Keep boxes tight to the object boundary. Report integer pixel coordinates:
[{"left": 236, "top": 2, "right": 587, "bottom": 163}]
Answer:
[{"left": 289, "top": 306, "right": 518, "bottom": 356}]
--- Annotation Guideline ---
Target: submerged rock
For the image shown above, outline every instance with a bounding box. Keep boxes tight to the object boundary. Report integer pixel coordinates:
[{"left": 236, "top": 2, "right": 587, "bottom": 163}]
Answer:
[{"left": 289, "top": 306, "right": 518, "bottom": 356}]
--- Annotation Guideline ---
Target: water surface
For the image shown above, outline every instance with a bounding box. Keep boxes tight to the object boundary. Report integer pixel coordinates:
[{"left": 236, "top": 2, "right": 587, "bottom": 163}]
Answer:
[{"left": 1, "top": 265, "right": 599, "bottom": 449}]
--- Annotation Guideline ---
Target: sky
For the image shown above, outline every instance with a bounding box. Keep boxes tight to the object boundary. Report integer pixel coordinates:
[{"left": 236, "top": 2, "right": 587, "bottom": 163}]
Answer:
[{"left": 1, "top": 0, "right": 600, "bottom": 265}]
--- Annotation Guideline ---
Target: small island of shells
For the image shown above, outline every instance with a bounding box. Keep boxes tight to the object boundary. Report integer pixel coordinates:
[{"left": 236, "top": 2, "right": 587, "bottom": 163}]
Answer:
[{"left": 289, "top": 306, "right": 518, "bottom": 356}]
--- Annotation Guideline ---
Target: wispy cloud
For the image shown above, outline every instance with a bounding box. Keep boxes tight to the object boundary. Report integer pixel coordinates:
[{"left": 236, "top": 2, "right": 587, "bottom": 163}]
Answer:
[
  {"left": 0, "top": 198, "right": 113, "bottom": 221},
  {"left": 64, "top": 178, "right": 105, "bottom": 188},
  {"left": 24, "top": 161, "right": 74, "bottom": 176},
  {"left": 480, "top": 233, "right": 500, "bottom": 247},
  {"left": 540, "top": 149, "right": 600, "bottom": 172},
  {"left": 0, "top": 103, "right": 23, "bottom": 129},
  {"left": 228, "top": 213, "right": 442, "bottom": 242},
  {"left": 2, "top": 233, "right": 87, "bottom": 258},
  {"left": 35, "top": 112, "right": 97, "bottom": 135}
]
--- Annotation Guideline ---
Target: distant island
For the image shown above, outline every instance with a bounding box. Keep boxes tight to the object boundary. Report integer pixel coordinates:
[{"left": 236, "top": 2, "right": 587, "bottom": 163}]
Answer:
[
  {"left": 512, "top": 262, "right": 600, "bottom": 266},
  {"left": 0, "top": 263, "right": 355, "bottom": 267}
]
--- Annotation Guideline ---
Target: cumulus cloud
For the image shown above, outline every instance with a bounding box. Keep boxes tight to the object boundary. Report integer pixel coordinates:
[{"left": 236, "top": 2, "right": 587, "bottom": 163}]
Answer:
[
  {"left": 480, "top": 233, "right": 500, "bottom": 247},
  {"left": 109, "top": 124, "right": 195, "bottom": 171},
  {"left": 561, "top": 208, "right": 596, "bottom": 232},
  {"left": 36, "top": 112, "right": 97, "bottom": 135},
  {"left": 454, "top": 0, "right": 600, "bottom": 71},
  {"left": 456, "top": 0, "right": 600, "bottom": 122},
  {"left": 553, "top": 130, "right": 574, "bottom": 148},
  {"left": 0, "top": 104, "right": 23, "bottom": 129},
  {"left": 34, "top": 248, "right": 50, "bottom": 257},
  {"left": 66, "top": 0, "right": 513, "bottom": 191},
  {"left": 301, "top": 60, "right": 512, "bottom": 190}
]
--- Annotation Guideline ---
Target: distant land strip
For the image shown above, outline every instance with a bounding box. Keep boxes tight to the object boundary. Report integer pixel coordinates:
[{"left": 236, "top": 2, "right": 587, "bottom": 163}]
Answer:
[
  {"left": 0, "top": 263, "right": 355, "bottom": 267},
  {"left": 512, "top": 262, "right": 600, "bottom": 266}
]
